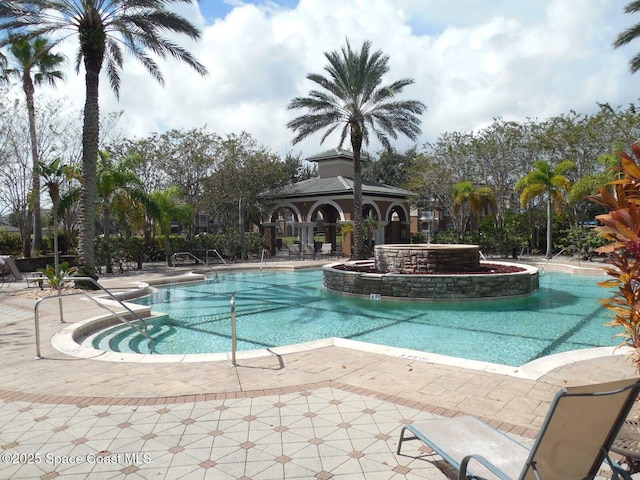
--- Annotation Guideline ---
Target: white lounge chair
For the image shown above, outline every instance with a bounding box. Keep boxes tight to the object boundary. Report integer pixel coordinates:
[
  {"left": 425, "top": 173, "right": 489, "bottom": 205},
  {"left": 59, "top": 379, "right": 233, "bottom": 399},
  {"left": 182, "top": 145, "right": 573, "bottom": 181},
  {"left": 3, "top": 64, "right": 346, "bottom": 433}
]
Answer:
[
  {"left": 397, "top": 377, "right": 640, "bottom": 480},
  {"left": 0, "top": 255, "right": 22, "bottom": 281},
  {"left": 318, "top": 243, "right": 333, "bottom": 259}
]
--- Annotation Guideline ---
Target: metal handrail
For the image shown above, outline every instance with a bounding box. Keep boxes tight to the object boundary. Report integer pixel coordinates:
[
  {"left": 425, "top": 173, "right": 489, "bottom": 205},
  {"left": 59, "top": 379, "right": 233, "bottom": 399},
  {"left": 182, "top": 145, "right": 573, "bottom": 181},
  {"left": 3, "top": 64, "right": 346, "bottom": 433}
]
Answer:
[
  {"left": 205, "top": 249, "right": 230, "bottom": 269},
  {"left": 34, "top": 290, "right": 155, "bottom": 359},
  {"left": 541, "top": 246, "right": 568, "bottom": 273},
  {"left": 259, "top": 249, "right": 266, "bottom": 272},
  {"left": 172, "top": 251, "right": 214, "bottom": 272}
]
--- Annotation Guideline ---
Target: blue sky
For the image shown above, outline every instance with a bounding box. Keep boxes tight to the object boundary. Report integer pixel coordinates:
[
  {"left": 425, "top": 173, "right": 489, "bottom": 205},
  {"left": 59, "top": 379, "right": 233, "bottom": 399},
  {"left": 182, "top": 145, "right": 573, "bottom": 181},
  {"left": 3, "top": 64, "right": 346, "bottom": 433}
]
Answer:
[
  {"left": 22, "top": 0, "right": 640, "bottom": 159},
  {"left": 198, "top": 0, "right": 299, "bottom": 23}
]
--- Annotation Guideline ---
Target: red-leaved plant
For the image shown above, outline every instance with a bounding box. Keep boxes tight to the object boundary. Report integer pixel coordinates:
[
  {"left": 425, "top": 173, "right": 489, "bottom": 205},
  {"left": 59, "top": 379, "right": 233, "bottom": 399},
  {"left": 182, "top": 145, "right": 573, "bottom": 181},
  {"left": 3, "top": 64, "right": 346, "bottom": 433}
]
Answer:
[{"left": 590, "top": 143, "right": 640, "bottom": 372}]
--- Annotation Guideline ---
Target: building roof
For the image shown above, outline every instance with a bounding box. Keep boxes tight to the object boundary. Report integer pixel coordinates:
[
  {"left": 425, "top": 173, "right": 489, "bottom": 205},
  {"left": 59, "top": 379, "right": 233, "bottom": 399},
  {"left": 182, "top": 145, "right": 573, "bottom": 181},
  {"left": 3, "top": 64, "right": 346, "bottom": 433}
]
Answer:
[
  {"left": 306, "top": 148, "right": 353, "bottom": 162},
  {"left": 262, "top": 175, "right": 414, "bottom": 199}
]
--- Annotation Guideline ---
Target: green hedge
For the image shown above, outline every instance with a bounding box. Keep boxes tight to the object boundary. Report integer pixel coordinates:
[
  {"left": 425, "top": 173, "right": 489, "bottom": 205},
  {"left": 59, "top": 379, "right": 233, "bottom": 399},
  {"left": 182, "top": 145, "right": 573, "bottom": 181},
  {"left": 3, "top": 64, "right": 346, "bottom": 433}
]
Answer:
[
  {"left": 0, "top": 231, "right": 21, "bottom": 256},
  {"left": 94, "top": 232, "right": 267, "bottom": 268}
]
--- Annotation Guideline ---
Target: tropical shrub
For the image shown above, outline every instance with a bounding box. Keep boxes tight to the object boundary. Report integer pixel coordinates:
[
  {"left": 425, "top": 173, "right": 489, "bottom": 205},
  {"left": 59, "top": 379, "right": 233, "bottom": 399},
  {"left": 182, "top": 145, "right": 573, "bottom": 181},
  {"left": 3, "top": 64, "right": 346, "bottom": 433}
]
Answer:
[
  {"left": 590, "top": 143, "right": 640, "bottom": 372},
  {"left": 39, "top": 261, "right": 78, "bottom": 289},
  {"left": 555, "top": 226, "right": 608, "bottom": 260},
  {"left": 0, "top": 231, "right": 22, "bottom": 256}
]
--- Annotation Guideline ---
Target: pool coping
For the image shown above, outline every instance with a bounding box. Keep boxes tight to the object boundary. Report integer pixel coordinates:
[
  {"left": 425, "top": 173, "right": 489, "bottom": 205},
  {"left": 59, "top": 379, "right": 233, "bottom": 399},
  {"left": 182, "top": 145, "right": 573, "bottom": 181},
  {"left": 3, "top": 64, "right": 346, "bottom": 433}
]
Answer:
[{"left": 48, "top": 260, "right": 625, "bottom": 381}]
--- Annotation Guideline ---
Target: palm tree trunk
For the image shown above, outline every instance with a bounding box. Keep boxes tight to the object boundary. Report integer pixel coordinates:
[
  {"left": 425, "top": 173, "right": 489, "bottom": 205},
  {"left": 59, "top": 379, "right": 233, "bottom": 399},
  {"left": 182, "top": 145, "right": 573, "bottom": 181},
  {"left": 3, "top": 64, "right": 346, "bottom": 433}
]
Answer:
[
  {"left": 546, "top": 196, "right": 553, "bottom": 259},
  {"left": 78, "top": 64, "right": 100, "bottom": 278},
  {"left": 351, "top": 131, "right": 364, "bottom": 259},
  {"left": 24, "top": 76, "right": 42, "bottom": 255},
  {"left": 52, "top": 198, "right": 59, "bottom": 277},
  {"left": 104, "top": 204, "right": 112, "bottom": 274}
]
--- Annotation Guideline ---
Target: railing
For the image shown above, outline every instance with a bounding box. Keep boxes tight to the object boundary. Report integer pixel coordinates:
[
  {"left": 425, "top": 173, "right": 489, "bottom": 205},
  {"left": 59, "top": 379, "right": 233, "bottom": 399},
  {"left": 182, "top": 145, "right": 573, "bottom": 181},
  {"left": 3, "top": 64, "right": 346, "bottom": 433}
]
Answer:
[
  {"left": 540, "top": 246, "right": 568, "bottom": 273},
  {"left": 518, "top": 246, "right": 530, "bottom": 261},
  {"left": 34, "top": 276, "right": 155, "bottom": 359},
  {"left": 259, "top": 249, "right": 266, "bottom": 272},
  {"left": 230, "top": 293, "right": 237, "bottom": 366},
  {"left": 205, "top": 249, "right": 230, "bottom": 270},
  {"left": 172, "top": 252, "right": 214, "bottom": 272}
]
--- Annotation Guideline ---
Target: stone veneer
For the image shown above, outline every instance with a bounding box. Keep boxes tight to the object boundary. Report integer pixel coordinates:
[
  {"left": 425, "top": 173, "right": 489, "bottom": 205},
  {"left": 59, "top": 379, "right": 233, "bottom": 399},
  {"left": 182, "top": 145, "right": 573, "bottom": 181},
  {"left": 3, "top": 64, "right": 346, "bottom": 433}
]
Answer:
[
  {"left": 323, "top": 260, "right": 539, "bottom": 300},
  {"left": 375, "top": 244, "right": 480, "bottom": 273}
]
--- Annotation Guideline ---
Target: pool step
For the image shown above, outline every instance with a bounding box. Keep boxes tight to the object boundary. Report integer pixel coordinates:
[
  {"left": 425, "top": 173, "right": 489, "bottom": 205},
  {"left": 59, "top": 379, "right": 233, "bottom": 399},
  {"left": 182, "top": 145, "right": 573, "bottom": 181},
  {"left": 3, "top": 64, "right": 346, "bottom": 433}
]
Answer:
[{"left": 89, "top": 319, "right": 172, "bottom": 354}]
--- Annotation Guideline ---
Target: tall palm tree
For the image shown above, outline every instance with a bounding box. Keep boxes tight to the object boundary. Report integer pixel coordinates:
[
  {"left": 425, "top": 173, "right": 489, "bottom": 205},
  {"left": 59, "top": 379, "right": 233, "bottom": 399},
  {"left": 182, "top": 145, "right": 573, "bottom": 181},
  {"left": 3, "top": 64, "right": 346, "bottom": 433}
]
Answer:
[
  {"left": 614, "top": 1, "right": 640, "bottom": 74},
  {"left": 0, "top": 0, "right": 207, "bottom": 277},
  {"left": 452, "top": 181, "right": 495, "bottom": 241},
  {"left": 2, "top": 34, "right": 65, "bottom": 255},
  {"left": 516, "top": 160, "right": 576, "bottom": 259},
  {"left": 287, "top": 39, "right": 425, "bottom": 259}
]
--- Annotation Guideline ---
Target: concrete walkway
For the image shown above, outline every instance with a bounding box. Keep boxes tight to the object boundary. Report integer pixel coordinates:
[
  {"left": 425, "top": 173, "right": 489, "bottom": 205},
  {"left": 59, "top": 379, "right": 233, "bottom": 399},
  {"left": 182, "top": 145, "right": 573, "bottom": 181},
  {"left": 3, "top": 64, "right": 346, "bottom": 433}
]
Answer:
[{"left": 0, "top": 259, "right": 637, "bottom": 479}]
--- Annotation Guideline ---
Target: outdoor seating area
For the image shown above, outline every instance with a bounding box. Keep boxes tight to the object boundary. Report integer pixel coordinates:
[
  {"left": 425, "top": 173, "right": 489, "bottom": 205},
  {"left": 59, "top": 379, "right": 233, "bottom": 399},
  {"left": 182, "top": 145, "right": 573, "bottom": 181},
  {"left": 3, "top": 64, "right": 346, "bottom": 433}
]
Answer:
[{"left": 397, "top": 378, "right": 640, "bottom": 480}]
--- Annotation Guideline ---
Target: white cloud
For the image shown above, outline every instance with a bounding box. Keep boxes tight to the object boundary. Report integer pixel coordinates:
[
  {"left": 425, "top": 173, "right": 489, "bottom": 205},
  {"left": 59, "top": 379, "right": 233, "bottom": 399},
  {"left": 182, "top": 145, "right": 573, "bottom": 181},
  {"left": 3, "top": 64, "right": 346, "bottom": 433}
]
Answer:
[{"left": 28, "top": 0, "right": 640, "bottom": 159}]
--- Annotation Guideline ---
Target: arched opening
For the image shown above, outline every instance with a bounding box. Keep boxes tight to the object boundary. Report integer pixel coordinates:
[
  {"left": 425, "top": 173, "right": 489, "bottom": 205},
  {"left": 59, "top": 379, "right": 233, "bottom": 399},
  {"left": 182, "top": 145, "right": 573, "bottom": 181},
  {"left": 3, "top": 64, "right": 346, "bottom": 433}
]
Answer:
[
  {"left": 310, "top": 203, "right": 341, "bottom": 253},
  {"left": 265, "top": 206, "right": 302, "bottom": 254},
  {"left": 385, "top": 205, "right": 408, "bottom": 244}
]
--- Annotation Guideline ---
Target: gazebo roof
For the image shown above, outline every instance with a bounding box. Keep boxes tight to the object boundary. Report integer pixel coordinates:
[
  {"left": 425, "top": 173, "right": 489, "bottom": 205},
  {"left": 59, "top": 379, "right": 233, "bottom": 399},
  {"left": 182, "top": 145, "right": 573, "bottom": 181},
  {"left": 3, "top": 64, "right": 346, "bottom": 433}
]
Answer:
[
  {"left": 306, "top": 148, "right": 353, "bottom": 162},
  {"left": 263, "top": 175, "right": 414, "bottom": 199}
]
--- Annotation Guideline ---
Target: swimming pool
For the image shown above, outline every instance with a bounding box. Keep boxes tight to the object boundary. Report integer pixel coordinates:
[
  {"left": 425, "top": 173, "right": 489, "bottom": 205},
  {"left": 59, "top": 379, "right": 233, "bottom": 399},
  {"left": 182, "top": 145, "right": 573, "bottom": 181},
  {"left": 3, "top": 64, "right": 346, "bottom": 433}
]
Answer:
[{"left": 90, "top": 269, "right": 619, "bottom": 366}]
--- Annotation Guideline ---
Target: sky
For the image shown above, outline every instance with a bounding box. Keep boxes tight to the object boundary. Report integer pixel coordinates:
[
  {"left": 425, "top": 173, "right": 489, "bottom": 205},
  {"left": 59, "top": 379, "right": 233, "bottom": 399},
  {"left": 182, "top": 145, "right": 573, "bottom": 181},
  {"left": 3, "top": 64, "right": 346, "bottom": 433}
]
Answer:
[{"left": 20, "top": 0, "right": 640, "bottom": 159}]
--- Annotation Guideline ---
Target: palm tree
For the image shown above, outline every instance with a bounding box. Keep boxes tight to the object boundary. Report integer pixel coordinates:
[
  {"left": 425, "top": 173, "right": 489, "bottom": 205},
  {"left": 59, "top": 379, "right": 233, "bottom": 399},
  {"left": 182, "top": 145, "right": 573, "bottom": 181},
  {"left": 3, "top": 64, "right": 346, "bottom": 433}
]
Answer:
[
  {"left": 37, "top": 158, "right": 79, "bottom": 278},
  {"left": 287, "top": 39, "right": 425, "bottom": 259},
  {"left": 0, "top": 1, "right": 207, "bottom": 277},
  {"left": 614, "top": 1, "right": 640, "bottom": 74},
  {"left": 452, "top": 181, "right": 495, "bottom": 241},
  {"left": 2, "top": 34, "right": 65, "bottom": 255},
  {"left": 516, "top": 160, "right": 576, "bottom": 259},
  {"left": 96, "top": 151, "right": 159, "bottom": 273},
  {"left": 150, "top": 187, "right": 193, "bottom": 266}
]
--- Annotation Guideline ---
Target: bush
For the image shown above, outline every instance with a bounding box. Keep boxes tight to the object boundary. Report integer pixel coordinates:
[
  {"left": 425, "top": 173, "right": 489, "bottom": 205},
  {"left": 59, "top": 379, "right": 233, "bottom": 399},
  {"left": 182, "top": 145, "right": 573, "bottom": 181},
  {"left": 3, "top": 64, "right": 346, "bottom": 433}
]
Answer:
[
  {"left": 0, "top": 231, "right": 21, "bottom": 256},
  {"left": 93, "top": 231, "right": 268, "bottom": 268},
  {"left": 555, "top": 226, "right": 608, "bottom": 260}
]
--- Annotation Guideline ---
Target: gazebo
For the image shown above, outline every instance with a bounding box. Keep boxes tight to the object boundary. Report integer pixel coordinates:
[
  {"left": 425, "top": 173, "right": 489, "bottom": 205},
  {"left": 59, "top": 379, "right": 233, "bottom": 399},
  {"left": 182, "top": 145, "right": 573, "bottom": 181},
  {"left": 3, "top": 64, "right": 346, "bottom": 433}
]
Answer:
[{"left": 260, "top": 148, "right": 414, "bottom": 257}]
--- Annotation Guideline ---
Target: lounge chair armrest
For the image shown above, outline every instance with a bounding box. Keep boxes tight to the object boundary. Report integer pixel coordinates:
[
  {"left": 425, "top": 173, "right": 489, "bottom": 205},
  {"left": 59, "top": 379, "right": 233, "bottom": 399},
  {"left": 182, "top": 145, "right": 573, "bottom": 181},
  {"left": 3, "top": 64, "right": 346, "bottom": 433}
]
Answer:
[{"left": 459, "top": 454, "right": 512, "bottom": 480}]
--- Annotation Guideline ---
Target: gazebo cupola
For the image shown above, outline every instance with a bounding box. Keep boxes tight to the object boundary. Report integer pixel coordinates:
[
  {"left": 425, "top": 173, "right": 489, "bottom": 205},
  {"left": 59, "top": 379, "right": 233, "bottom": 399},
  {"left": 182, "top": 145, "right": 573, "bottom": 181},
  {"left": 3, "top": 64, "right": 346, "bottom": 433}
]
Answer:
[{"left": 307, "top": 148, "right": 354, "bottom": 178}]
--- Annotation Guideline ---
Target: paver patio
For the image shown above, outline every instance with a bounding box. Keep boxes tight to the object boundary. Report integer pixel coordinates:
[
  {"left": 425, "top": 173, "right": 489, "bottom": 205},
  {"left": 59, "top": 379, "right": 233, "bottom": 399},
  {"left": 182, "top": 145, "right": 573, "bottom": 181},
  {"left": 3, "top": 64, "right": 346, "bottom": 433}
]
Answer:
[{"left": 0, "top": 260, "right": 637, "bottom": 479}]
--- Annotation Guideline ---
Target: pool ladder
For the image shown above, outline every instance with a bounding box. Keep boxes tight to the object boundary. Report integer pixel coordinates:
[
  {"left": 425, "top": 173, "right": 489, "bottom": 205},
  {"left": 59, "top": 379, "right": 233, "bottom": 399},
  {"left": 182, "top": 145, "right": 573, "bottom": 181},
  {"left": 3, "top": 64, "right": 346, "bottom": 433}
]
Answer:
[{"left": 33, "top": 276, "right": 155, "bottom": 359}]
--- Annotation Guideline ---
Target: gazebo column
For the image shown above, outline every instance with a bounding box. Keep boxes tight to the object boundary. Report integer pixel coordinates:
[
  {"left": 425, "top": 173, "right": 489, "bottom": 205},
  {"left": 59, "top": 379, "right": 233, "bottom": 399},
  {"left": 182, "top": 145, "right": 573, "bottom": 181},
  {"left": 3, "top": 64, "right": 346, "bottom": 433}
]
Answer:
[
  {"left": 376, "top": 221, "right": 388, "bottom": 246},
  {"left": 326, "top": 223, "right": 337, "bottom": 249},
  {"left": 402, "top": 221, "right": 411, "bottom": 243},
  {"left": 261, "top": 222, "right": 278, "bottom": 256},
  {"left": 298, "top": 222, "right": 316, "bottom": 248}
]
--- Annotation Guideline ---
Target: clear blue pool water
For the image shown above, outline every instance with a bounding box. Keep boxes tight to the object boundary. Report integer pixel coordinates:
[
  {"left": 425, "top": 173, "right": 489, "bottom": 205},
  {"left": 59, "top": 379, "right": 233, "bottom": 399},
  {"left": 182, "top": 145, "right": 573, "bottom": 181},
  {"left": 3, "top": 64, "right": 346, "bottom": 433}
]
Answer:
[{"left": 91, "top": 269, "right": 621, "bottom": 366}]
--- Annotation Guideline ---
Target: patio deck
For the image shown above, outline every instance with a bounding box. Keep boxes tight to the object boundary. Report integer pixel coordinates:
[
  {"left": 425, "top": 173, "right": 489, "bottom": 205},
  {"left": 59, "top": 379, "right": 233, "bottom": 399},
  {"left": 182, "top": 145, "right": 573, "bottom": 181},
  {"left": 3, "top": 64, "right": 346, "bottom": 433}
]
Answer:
[{"left": 0, "top": 259, "right": 636, "bottom": 479}]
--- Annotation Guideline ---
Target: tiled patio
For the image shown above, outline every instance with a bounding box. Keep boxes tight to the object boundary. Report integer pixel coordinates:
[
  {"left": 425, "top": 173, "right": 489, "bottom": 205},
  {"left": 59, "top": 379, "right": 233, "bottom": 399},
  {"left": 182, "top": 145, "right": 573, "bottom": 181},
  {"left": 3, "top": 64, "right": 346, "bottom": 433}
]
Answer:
[{"left": 0, "top": 261, "right": 637, "bottom": 479}]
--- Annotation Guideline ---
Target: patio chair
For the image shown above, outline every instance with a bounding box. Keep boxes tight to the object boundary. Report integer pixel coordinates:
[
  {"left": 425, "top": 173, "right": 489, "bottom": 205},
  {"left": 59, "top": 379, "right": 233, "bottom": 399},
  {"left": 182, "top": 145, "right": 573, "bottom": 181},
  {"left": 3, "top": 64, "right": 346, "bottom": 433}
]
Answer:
[
  {"left": 288, "top": 244, "right": 301, "bottom": 260},
  {"left": 0, "top": 255, "right": 23, "bottom": 282},
  {"left": 318, "top": 243, "right": 333, "bottom": 259},
  {"left": 301, "top": 244, "right": 316, "bottom": 260},
  {"left": 396, "top": 377, "right": 640, "bottom": 480}
]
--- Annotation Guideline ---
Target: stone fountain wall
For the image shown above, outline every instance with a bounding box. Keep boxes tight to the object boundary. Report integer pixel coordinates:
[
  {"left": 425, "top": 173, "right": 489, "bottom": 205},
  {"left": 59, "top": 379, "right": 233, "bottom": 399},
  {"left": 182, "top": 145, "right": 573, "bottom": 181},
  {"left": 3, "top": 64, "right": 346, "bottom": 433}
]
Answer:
[
  {"left": 323, "top": 244, "right": 539, "bottom": 300},
  {"left": 374, "top": 244, "right": 480, "bottom": 273},
  {"left": 323, "top": 262, "right": 539, "bottom": 300}
]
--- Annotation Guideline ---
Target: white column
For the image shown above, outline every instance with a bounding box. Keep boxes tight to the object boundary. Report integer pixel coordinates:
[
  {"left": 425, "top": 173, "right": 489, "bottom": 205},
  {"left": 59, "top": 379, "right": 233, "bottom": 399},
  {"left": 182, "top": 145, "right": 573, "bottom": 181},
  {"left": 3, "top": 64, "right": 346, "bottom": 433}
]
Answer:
[{"left": 377, "top": 221, "right": 389, "bottom": 245}]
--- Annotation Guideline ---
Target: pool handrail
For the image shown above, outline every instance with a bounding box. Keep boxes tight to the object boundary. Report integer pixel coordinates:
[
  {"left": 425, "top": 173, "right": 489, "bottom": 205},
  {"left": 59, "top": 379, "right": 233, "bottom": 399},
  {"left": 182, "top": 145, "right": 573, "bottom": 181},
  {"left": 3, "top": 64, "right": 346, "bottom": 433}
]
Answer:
[
  {"left": 34, "top": 280, "right": 156, "bottom": 358},
  {"left": 205, "top": 249, "right": 230, "bottom": 270},
  {"left": 172, "top": 251, "right": 216, "bottom": 272},
  {"left": 259, "top": 248, "right": 266, "bottom": 272}
]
